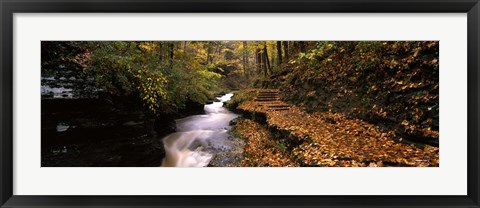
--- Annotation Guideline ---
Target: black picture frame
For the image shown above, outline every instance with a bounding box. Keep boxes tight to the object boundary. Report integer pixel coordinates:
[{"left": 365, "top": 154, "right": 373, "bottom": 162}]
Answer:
[{"left": 1, "top": 0, "right": 479, "bottom": 207}]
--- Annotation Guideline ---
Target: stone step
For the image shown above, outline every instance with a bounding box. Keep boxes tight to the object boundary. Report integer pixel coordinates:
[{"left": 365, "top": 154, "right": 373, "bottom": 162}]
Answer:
[
  {"left": 258, "top": 89, "right": 279, "bottom": 91},
  {"left": 257, "top": 95, "right": 279, "bottom": 97},
  {"left": 270, "top": 108, "right": 290, "bottom": 111},
  {"left": 258, "top": 92, "right": 279, "bottom": 94},
  {"left": 253, "top": 89, "right": 288, "bottom": 112},
  {"left": 255, "top": 99, "right": 279, "bottom": 102},
  {"left": 267, "top": 105, "right": 291, "bottom": 108},
  {"left": 255, "top": 97, "right": 279, "bottom": 100}
]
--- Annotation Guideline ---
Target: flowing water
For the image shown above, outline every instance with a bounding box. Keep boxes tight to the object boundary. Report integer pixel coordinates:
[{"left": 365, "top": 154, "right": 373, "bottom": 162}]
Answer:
[{"left": 161, "top": 93, "right": 241, "bottom": 167}]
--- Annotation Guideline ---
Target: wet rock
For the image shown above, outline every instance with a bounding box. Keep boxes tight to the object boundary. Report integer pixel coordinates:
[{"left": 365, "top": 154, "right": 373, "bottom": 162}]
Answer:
[
  {"left": 207, "top": 134, "right": 245, "bottom": 167},
  {"left": 56, "top": 123, "right": 70, "bottom": 132},
  {"left": 154, "top": 114, "right": 176, "bottom": 136},
  {"left": 229, "top": 117, "right": 241, "bottom": 126}
]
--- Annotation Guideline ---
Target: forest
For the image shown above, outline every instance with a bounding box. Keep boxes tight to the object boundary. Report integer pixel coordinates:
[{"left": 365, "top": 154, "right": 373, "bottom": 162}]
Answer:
[{"left": 41, "top": 41, "right": 439, "bottom": 167}]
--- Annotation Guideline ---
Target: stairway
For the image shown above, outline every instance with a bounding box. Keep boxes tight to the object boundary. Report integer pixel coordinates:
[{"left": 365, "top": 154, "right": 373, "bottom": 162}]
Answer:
[{"left": 254, "top": 89, "right": 291, "bottom": 111}]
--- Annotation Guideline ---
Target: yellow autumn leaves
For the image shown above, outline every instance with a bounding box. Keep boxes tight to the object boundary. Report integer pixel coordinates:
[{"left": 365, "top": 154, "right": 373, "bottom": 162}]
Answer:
[{"left": 135, "top": 69, "right": 168, "bottom": 113}]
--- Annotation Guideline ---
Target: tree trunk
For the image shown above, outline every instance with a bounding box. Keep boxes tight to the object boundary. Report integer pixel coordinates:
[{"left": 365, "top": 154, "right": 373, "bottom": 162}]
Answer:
[
  {"left": 299, "top": 41, "right": 306, "bottom": 52},
  {"left": 262, "top": 49, "right": 267, "bottom": 77},
  {"left": 213, "top": 44, "right": 220, "bottom": 63},
  {"left": 283, "top": 41, "right": 289, "bottom": 62},
  {"left": 263, "top": 42, "right": 271, "bottom": 77},
  {"left": 276, "top": 41, "right": 282, "bottom": 65},
  {"left": 169, "top": 42, "right": 174, "bottom": 67},
  {"left": 243, "top": 41, "right": 248, "bottom": 78},
  {"left": 256, "top": 47, "right": 262, "bottom": 74},
  {"left": 158, "top": 43, "right": 163, "bottom": 61},
  {"left": 206, "top": 46, "right": 212, "bottom": 64}
]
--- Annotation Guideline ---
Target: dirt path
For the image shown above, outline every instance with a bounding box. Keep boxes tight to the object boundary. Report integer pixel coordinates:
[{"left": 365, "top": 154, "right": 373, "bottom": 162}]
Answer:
[{"left": 237, "top": 89, "right": 439, "bottom": 167}]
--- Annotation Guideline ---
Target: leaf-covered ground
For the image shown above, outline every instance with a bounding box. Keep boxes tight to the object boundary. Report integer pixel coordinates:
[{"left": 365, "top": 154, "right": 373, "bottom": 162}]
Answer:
[
  {"left": 233, "top": 119, "right": 299, "bottom": 167},
  {"left": 236, "top": 89, "right": 439, "bottom": 167},
  {"left": 264, "top": 41, "right": 439, "bottom": 146}
]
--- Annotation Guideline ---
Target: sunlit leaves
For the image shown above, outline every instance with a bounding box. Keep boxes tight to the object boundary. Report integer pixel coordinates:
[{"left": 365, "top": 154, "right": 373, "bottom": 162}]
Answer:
[
  {"left": 136, "top": 70, "right": 168, "bottom": 113},
  {"left": 85, "top": 41, "right": 223, "bottom": 114}
]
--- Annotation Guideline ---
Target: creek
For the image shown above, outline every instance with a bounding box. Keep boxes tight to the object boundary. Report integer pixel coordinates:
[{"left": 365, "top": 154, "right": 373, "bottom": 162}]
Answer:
[{"left": 161, "top": 93, "right": 243, "bottom": 167}]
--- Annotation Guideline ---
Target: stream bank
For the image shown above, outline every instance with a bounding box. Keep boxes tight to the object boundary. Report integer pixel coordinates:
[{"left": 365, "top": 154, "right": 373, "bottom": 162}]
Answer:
[{"left": 41, "top": 97, "right": 206, "bottom": 167}]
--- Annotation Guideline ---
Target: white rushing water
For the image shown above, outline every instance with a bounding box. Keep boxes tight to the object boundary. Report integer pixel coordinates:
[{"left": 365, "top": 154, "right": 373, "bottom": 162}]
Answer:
[{"left": 161, "top": 93, "right": 238, "bottom": 167}]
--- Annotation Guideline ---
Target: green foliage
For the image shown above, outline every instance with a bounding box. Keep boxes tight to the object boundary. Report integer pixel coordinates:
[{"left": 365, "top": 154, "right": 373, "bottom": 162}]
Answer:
[
  {"left": 225, "top": 89, "right": 256, "bottom": 110},
  {"left": 85, "top": 41, "right": 223, "bottom": 114}
]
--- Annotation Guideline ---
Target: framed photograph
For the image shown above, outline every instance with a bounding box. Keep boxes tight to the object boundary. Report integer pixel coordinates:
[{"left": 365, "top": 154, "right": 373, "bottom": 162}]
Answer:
[{"left": 1, "top": 0, "right": 479, "bottom": 207}]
